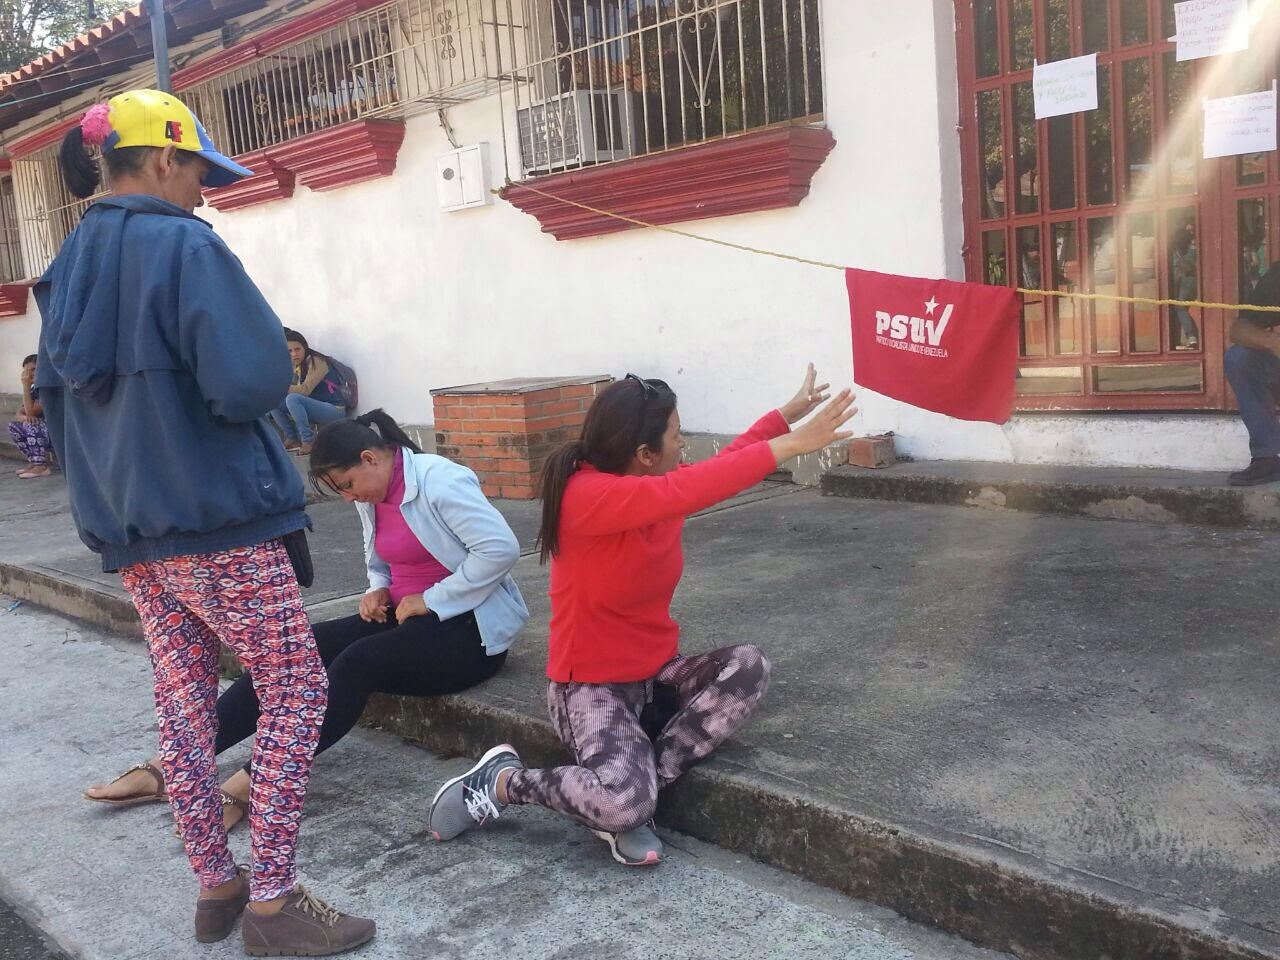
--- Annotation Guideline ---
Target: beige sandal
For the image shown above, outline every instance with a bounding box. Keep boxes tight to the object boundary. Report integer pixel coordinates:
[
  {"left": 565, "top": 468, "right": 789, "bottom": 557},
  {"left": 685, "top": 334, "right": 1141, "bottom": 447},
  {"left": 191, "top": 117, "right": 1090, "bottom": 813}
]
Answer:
[
  {"left": 221, "top": 790, "right": 248, "bottom": 832},
  {"left": 85, "top": 761, "right": 167, "bottom": 807}
]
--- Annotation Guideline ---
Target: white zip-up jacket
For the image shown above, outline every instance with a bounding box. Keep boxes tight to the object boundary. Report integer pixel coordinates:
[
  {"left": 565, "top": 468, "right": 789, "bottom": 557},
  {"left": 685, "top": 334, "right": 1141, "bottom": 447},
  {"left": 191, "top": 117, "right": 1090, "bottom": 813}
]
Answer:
[{"left": 356, "top": 448, "right": 528, "bottom": 655}]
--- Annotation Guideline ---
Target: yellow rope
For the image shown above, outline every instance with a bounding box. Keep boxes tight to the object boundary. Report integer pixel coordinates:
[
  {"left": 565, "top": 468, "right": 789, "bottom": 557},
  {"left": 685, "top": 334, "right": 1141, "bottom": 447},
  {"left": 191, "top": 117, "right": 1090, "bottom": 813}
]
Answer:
[
  {"left": 500, "top": 181, "right": 1280, "bottom": 314},
  {"left": 1013, "top": 287, "right": 1280, "bottom": 312},
  {"left": 503, "top": 181, "right": 850, "bottom": 270}
]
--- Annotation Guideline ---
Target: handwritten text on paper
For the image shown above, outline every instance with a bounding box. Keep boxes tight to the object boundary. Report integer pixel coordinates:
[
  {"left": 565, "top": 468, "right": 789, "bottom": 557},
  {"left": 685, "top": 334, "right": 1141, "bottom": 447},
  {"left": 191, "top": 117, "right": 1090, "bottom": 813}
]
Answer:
[
  {"left": 1203, "top": 88, "right": 1277, "bottom": 159},
  {"left": 1032, "top": 54, "right": 1098, "bottom": 120}
]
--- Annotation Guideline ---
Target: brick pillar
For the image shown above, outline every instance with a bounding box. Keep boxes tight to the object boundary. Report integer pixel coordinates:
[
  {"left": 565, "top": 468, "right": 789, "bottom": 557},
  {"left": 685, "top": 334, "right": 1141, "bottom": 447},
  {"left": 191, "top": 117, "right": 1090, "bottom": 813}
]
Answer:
[{"left": 430, "top": 376, "right": 613, "bottom": 499}]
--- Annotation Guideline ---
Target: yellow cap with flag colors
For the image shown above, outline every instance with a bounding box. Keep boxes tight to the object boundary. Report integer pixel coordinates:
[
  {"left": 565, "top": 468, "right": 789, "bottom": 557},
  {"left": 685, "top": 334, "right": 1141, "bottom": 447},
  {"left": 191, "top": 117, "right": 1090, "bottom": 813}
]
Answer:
[{"left": 97, "top": 89, "right": 253, "bottom": 188}]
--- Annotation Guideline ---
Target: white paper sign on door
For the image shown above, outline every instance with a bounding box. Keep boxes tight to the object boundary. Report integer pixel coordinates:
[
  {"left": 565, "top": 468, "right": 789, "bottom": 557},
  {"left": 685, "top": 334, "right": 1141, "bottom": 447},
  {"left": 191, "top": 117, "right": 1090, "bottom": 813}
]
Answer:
[
  {"left": 1173, "top": 0, "right": 1249, "bottom": 62},
  {"left": 1032, "top": 54, "right": 1098, "bottom": 120},
  {"left": 1202, "top": 87, "right": 1278, "bottom": 159}
]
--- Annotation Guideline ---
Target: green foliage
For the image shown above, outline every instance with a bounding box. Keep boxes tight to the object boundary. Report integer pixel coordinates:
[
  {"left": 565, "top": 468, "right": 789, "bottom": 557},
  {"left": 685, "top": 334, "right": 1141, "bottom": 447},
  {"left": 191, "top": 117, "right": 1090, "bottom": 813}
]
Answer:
[{"left": 0, "top": 0, "right": 134, "bottom": 76}]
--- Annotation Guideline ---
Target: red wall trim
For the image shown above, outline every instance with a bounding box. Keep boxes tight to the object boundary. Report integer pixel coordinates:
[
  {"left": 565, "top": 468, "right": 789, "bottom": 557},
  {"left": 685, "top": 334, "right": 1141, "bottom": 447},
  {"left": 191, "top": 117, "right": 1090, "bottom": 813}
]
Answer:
[
  {"left": 172, "top": 0, "right": 388, "bottom": 90},
  {"left": 203, "top": 117, "right": 403, "bottom": 209},
  {"left": 501, "top": 126, "right": 836, "bottom": 241},
  {"left": 9, "top": 114, "right": 81, "bottom": 158},
  {"left": 0, "top": 283, "right": 30, "bottom": 317},
  {"left": 268, "top": 117, "right": 403, "bottom": 191},
  {"left": 204, "top": 149, "right": 295, "bottom": 211}
]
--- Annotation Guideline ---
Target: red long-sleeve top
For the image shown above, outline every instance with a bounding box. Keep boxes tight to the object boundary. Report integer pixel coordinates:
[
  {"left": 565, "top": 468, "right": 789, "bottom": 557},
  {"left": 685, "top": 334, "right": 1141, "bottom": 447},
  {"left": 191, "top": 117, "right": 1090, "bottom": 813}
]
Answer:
[{"left": 546, "top": 410, "right": 788, "bottom": 683}]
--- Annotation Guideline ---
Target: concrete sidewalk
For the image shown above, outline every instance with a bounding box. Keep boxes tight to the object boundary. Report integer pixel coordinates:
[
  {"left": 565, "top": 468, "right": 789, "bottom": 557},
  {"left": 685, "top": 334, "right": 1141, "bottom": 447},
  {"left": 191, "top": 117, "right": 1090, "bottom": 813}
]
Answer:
[
  {"left": 823, "top": 459, "right": 1280, "bottom": 530},
  {"left": 0, "top": 601, "right": 1010, "bottom": 960},
  {"left": 2, "top": 468, "right": 1279, "bottom": 960}
]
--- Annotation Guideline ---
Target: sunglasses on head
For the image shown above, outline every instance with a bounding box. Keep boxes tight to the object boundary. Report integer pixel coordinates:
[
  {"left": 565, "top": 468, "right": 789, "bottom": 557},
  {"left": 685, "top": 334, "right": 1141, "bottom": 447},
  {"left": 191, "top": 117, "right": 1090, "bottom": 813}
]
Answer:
[{"left": 624, "top": 372, "right": 659, "bottom": 398}]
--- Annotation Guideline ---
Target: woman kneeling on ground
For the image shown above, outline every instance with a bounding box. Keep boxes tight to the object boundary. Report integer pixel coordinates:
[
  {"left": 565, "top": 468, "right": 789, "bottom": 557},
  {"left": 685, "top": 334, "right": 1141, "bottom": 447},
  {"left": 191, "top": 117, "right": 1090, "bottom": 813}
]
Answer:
[
  {"left": 268, "top": 329, "right": 347, "bottom": 455},
  {"left": 87, "top": 409, "right": 529, "bottom": 827},
  {"left": 428, "top": 365, "right": 854, "bottom": 865}
]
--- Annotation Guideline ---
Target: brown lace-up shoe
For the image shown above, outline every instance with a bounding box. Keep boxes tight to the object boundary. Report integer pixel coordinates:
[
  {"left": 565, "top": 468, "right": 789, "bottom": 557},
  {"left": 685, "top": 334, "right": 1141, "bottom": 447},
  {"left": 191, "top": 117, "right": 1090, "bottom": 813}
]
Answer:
[
  {"left": 242, "top": 886, "right": 375, "bottom": 957},
  {"left": 195, "top": 867, "right": 250, "bottom": 943}
]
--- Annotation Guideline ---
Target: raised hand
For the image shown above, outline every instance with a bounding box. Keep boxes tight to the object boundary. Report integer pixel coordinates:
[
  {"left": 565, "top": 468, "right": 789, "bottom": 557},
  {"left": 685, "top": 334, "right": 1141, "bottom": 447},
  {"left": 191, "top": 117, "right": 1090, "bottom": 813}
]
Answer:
[
  {"left": 770, "top": 389, "right": 858, "bottom": 464},
  {"left": 778, "top": 363, "right": 831, "bottom": 424}
]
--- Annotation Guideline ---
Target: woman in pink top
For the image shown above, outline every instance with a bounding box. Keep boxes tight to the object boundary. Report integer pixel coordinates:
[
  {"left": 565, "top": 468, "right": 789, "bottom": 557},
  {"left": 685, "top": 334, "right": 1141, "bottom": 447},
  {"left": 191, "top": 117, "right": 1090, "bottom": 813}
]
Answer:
[{"left": 88, "top": 409, "right": 528, "bottom": 830}]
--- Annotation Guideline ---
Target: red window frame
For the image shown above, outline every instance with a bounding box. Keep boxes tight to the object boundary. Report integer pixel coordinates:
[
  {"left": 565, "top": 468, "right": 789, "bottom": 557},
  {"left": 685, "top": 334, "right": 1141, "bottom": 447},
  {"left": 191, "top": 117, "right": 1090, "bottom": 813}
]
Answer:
[{"left": 955, "top": 0, "right": 1280, "bottom": 411}]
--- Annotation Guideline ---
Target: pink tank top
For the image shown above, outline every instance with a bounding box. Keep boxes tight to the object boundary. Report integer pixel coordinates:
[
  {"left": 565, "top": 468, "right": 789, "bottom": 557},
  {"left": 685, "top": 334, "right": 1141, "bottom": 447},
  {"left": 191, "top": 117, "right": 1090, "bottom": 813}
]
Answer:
[{"left": 374, "top": 450, "right": 451, "bottom": 606}]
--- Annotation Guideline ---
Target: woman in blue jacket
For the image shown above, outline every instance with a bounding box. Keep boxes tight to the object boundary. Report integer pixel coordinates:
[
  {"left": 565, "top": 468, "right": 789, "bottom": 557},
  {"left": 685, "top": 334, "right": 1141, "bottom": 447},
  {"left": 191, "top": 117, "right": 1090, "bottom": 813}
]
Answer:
[
  {"left": 43, "top": 88, "right": 371, "bottom": 953},
  {"left": 89, "top": 409, "right": 527, "bottom": 829}
]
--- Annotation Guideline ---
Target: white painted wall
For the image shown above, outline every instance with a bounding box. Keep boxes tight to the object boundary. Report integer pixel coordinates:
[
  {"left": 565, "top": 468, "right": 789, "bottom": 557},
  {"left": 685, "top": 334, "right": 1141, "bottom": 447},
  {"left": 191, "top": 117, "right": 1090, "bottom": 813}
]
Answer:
[
  {"left": 0, "top": 0, "right": 1255, "bottom": 472},
  {"left": 0, "top": 311, "right": 40, "bottom": 389},
  {"left": 199, "top": 0, "right": 967, "bottom": 434}
]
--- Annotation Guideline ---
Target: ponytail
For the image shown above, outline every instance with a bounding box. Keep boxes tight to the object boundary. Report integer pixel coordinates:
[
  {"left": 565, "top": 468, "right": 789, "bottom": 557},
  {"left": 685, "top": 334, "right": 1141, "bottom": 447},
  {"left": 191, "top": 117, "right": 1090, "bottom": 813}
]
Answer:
[
  {"left": 308, "top": 408, "right": 421, "bottom": 495},
  {"left": 536, "top": 441, "right": 586, "bottom": 564},
  {"left": 354, "top": 409, "right": 420, "bottom": 452},
  {"left": 58, "top": 126, "right": 102, "bottom": 199},
  {"left": 535, "top": 375, "right": 677, "bottom": 565}
]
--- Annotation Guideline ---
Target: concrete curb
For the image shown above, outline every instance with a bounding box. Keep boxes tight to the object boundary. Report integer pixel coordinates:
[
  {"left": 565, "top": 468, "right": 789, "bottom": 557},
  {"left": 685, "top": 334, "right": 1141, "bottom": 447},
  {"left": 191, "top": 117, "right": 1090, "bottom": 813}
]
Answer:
[
  {"left": 361, "top": 691, "right": 1277, "bottom": 960},
  {"left": 0, "top": 562, "right": 141, "bottom": 637},
  {"left": 821, "top": 465, "right": 1280, "bottom": 530},
  {"left": 7, "top": 561, "right": 1277, "bottom": 960},
  {"left": 0, "top": 562, "right": 362, "bottom": 640}
]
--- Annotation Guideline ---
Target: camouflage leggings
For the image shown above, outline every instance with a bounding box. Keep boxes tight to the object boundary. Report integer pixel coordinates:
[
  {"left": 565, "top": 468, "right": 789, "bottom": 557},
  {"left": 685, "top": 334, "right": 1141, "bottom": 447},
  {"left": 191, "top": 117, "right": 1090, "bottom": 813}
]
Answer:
[{"left": 505, "top": 645, "right": 770, "bottom": 833}]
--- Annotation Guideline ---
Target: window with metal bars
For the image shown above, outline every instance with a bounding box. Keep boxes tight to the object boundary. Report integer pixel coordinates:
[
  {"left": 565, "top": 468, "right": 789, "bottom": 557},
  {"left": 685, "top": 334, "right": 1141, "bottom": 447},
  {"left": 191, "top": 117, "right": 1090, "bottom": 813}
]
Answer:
[
  {"left": 10, "top": 146, "right": 105, "bottom": 278},
  {"left": 183, "top": 13, "right": 401, "bottom": 158},
  {"left": 181, "top": 0, "right": 523, "bottom": 157},
  {"left": 0, "top": 176, "right": 25, "bottom": 283},
  {"left": 513, "top": 0, "right": 824, "bottom": 176},
  {"left": 957, "top": 0, "right": 1280, "bottom": 411},
  {"left": 5, "top": 0, "right": 514, "bottom": 273}
]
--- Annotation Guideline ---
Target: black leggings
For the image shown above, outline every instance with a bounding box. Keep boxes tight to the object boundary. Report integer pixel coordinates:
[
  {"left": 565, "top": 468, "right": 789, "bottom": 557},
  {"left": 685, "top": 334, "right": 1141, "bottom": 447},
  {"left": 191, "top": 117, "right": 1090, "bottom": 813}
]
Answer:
[{"left": 214, "top": 610, "right": 505, "bottom": 770}]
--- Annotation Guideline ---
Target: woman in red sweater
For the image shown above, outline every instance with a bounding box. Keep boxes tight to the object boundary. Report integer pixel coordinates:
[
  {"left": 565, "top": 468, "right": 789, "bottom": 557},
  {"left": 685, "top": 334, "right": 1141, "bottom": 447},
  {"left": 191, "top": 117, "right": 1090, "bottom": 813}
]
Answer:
[{"left": 429, "top": 367, "right": 855, "bottom": 864}]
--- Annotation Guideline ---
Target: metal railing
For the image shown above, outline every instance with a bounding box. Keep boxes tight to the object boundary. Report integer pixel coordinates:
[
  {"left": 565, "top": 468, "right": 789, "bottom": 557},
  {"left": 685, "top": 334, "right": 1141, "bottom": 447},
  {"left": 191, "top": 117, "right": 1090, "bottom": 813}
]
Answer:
[
  {"left": 182, "top": 0, "right": 521, "bottom": 154},
  {"left": 183, "top": 13, "right": 401, "bottom": 157},
  {"left": 509, "top": 0, "right": 823, "bottom": 176},
  {"left": 377, "top": 0, "right": 515, "bottom": 112},
  {"left": 0, "top": 175, "right": 25, "bottom": 283},
  {"left": 11, "top": 146, "right": 106, "bottom": 277},
  {"left": 3, "top": 0, "right": 819, "bottom": 270}
]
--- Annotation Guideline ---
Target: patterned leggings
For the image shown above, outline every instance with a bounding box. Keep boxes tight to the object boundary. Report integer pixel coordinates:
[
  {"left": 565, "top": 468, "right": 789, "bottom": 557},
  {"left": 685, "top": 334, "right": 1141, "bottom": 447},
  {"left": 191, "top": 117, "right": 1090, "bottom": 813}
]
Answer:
[
  {"left": 120, "top": 540, "right": 327, "bottom": 902},
  {"left": 7, "top": 418, "right": 51, "bottom": 464},
  {"left": 505, "top": 645, "right": 770, "bottom": 833}
]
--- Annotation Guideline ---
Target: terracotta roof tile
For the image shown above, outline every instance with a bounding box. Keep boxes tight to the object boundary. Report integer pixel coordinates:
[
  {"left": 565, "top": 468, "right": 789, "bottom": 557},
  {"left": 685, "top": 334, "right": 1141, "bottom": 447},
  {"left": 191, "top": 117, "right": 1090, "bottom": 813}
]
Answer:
[{"left": 0, "top": 3, "right": 147, "bottom": 89}]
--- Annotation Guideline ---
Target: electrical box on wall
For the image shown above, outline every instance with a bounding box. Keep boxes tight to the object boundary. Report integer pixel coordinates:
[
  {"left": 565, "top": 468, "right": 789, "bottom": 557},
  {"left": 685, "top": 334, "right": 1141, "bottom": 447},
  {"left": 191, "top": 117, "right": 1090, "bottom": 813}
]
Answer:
[{"left": 436, "top": 144, "right": 492, "bottom": 212}]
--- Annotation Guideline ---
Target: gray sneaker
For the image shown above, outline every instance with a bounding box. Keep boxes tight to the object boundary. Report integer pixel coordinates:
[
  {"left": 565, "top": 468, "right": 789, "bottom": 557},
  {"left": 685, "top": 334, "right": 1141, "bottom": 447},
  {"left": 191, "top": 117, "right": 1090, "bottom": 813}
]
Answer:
[
  {"left": 429, "top": 743, "right": 522, "bottom": 841},
  {"left": 591, "top": 821, "right": 663, "bottom": 866}
]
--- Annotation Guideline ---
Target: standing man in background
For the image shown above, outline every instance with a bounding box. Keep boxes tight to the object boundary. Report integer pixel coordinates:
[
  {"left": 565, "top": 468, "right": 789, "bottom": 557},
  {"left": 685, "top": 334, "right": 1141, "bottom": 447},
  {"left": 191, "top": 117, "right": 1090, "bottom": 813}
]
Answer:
[{"left": 1224, "top": 260, "right": 1280, "bottom": 486}]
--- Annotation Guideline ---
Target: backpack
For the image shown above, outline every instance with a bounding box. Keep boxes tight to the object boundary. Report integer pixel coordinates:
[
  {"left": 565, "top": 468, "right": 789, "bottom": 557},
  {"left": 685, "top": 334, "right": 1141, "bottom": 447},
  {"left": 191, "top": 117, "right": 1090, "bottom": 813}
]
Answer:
[{"left": 322, "top": 355, "right": 358, "bottom": 410}]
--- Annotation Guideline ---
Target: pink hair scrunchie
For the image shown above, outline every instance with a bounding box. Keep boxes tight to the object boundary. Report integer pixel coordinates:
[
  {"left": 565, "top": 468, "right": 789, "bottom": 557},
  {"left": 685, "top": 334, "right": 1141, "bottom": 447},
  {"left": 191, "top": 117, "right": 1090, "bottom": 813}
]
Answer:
[{"left": 79, "top": 103, "right": 112, "bottom": 147}]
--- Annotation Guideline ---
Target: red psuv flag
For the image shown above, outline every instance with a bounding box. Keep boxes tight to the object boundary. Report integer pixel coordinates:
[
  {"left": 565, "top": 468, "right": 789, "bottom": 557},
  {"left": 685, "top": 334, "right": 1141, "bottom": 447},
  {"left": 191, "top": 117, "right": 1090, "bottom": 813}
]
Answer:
[{"left": 846, "top": 268, "right": 1021, "bottom": 424}]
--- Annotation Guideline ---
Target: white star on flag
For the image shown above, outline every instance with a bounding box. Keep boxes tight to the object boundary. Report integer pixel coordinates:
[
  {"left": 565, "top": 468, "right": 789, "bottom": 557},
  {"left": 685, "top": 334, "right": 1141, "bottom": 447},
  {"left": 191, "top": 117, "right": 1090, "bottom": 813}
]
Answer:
[{"left": 924, "top": 297, "right": 939, "bottom": 316}]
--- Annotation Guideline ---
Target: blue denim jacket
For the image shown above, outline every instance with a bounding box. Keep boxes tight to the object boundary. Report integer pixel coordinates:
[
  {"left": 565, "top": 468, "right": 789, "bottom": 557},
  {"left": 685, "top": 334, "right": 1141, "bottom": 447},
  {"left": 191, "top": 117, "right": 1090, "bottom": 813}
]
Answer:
[
  {"left": 356, "top": 450, "right": 528, "bottom": 655},
  {"left": 33, "top": 195, "right": 305, "bottom": 571}
]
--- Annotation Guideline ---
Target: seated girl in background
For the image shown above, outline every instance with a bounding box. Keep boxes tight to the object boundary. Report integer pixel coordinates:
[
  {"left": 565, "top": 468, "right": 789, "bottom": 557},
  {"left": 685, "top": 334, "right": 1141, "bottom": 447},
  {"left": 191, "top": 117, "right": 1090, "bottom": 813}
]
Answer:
[{"left": 268, "top": 328, "right": 348, "bottom": 454}]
